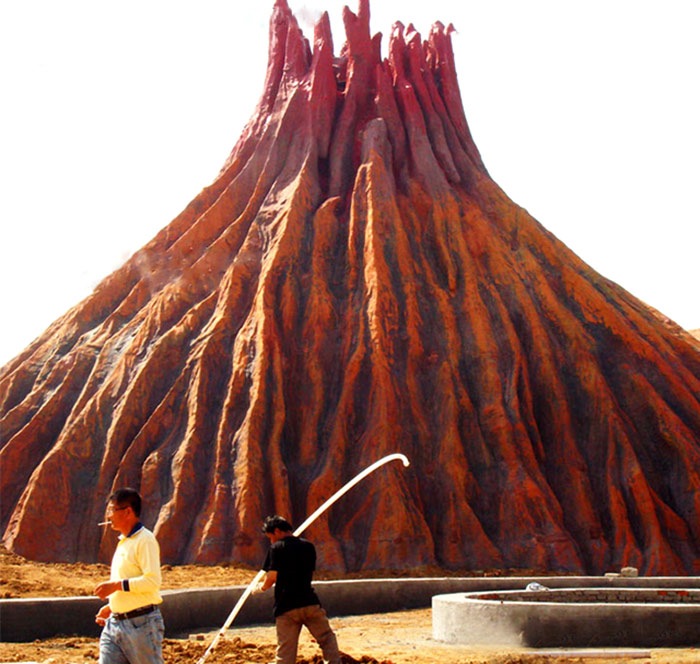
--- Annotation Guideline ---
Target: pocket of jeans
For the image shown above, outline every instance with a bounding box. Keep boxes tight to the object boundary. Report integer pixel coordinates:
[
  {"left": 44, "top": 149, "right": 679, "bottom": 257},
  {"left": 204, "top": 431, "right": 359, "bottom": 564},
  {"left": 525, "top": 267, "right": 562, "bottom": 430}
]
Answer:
[
  {"left": 131, "top": 612, "right": 164, "bottom": 637},
  {"left": 131, "top": 614, "right": 151, "bottom": 629}
]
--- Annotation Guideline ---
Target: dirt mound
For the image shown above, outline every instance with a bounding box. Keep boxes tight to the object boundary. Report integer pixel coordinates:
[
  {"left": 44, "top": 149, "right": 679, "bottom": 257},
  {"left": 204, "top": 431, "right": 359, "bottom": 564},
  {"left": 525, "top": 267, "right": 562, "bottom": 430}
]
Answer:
[
  {"left": 0, "top": 545, "right": 579, "bottom": 599},
  {"left": 0, "top": 635, "right": 392, "bottom": 664},
  {"left": 0, "top": 546, "right": 258, "bottom": 598}
]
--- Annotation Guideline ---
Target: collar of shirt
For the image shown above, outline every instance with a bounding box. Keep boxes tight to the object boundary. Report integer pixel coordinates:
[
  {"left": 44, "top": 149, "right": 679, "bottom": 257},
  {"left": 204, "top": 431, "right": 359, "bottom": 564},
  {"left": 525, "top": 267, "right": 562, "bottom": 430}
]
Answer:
[{"left": 119, "top": 522, "right": 144, "bottom": 540}]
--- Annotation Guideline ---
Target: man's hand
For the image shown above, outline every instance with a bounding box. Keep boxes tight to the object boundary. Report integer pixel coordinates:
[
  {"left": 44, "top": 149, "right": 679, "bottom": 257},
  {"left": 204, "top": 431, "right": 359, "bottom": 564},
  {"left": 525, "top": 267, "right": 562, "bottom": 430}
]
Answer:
[
  {"left": 95, "top": 604, "right": 111, "bottom": 626},
  {"left": 94, "top": 580, "right": 121, "bottom": 600},
  {"left": 252, "top": 570, "right": 277, "bottom": 594}
]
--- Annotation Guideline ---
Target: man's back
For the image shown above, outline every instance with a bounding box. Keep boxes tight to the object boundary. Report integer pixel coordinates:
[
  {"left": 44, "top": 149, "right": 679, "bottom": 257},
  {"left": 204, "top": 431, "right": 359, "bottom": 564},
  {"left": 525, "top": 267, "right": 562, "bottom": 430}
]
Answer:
[
  {"left": 260, "top": 516, "right": 340, "bottom": 664},
  {"left": 265, "top": 536, "right": 319, "bottom": 616}
]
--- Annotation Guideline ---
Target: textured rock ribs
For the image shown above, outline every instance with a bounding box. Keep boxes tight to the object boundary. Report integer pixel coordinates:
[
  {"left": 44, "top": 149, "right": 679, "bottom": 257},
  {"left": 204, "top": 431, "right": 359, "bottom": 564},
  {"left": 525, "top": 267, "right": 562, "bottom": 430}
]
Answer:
[{"left": 1, "top": 0, "right": 700, "bottom": 573}]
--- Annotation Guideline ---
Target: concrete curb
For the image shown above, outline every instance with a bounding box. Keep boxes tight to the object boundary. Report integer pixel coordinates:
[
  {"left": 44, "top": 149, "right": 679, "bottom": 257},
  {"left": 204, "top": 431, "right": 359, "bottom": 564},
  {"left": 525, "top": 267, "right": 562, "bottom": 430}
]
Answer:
[
  {"left": 2, "top": 576, "right": 699, "bottom": 642},
  {"left": 432, "top": 587, "right": 700, "bottom": 647}
]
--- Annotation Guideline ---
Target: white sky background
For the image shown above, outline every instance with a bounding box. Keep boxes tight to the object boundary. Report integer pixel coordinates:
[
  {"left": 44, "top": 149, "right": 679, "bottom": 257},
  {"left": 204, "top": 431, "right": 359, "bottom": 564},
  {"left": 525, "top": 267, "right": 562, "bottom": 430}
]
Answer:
[{"left": 1, "top": 0, "right": 698, "bottom": 367}]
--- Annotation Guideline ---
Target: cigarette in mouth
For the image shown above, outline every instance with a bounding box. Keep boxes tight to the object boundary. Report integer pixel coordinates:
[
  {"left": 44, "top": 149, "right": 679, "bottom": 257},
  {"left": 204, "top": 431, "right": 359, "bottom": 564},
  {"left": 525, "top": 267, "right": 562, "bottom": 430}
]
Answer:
[{"left": 98, "top": 521, "right": 111, "bottom": 526}]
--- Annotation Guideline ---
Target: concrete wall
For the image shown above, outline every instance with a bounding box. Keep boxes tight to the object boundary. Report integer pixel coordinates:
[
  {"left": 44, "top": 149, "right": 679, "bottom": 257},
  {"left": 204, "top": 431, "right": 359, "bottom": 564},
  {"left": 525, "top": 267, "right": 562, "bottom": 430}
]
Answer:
[
  {"left": 2, "top": 576, "right": 700, "bottom": 642},
  {"left": 468, "top": 589, "right": 700, "bottom": 603},
  {"left": 432, "top": 588, "right": 700, "bottom": 648}
]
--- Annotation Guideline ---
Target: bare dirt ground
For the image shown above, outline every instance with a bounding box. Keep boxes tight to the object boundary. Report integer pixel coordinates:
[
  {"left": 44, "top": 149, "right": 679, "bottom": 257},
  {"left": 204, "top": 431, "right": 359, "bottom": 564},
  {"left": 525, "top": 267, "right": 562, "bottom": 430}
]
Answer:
[
  {"left": 1, "top": 548, "right": 698, "bottom": 664},
  {"left": 0, "top": 547, "right": 260, "bottom": 599},
  {"left": 0, "top": 548, "right": 548, "bottom": 599}
]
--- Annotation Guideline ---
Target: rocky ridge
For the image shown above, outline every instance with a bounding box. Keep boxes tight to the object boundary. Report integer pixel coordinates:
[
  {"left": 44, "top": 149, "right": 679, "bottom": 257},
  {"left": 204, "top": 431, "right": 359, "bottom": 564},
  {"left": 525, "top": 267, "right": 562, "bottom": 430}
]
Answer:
[{"left": 1, "top": 0, "right": 699, "bottom": 574}]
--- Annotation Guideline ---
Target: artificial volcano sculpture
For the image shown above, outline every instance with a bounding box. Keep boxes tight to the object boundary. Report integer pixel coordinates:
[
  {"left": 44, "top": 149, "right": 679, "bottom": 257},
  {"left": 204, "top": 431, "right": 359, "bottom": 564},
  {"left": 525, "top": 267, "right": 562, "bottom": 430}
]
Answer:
[{"left": 2, "top": 0, "right": 700, "bottom": 574}]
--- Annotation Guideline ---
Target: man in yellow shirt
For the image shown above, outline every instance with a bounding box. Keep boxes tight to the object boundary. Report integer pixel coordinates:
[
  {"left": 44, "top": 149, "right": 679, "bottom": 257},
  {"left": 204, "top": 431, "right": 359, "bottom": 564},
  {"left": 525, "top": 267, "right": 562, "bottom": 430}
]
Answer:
[{"left": 94, "top": 488, "right": 164, "bottom": 664}]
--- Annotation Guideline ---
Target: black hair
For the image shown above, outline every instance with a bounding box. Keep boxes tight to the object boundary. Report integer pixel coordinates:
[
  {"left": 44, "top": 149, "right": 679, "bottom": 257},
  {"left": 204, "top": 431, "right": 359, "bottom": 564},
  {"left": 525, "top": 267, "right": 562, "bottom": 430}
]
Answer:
[
  {"left": 262, "top": 515, "right": 293, "bottom": 534},
  {"left": 109, "top": 487, "right": 142, "bottom": 517}
]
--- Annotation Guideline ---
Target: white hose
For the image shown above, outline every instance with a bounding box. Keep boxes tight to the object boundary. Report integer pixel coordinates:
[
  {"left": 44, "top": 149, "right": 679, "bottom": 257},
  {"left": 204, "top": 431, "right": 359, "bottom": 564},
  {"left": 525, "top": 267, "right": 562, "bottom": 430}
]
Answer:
[{"left": 195, "top": 452, "right": 410, "bottom": 664}]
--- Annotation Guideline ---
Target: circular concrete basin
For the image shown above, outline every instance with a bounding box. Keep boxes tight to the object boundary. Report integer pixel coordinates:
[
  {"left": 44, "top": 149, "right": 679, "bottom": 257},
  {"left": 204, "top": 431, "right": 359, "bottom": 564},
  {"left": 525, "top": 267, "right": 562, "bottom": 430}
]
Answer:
[{"left": 432, "top": 588, "right": 700, "bottom": 648}]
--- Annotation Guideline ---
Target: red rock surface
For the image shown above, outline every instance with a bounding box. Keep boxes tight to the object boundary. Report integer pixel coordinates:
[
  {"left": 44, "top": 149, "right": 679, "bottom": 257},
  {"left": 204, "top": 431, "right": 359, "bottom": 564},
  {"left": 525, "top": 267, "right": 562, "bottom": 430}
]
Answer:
[{"left": 1, "top": 0, "right": 700, "bottom": 574}]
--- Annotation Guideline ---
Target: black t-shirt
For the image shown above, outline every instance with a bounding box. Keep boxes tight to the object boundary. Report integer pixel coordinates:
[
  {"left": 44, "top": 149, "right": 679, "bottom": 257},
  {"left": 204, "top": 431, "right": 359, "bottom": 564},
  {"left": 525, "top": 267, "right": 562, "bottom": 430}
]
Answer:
[{"left": 263, "top": 535, "right": 320, "bottom": 617}]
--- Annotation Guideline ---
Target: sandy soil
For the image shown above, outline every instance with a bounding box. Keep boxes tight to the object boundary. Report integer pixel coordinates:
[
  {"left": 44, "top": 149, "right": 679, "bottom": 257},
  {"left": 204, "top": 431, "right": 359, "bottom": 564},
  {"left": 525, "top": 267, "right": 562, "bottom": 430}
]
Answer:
[
  {"left": 1, "top": 548, "right": 698, "bottom": 664},
  {"left": 0, "top": 547, "right": 260, "bottom": 599},
  {"left": 0, "top": 547, "right": 529, "bottom": 599},
  {"left": 2, "top": 608, "right": 699, "bottom": 664}
]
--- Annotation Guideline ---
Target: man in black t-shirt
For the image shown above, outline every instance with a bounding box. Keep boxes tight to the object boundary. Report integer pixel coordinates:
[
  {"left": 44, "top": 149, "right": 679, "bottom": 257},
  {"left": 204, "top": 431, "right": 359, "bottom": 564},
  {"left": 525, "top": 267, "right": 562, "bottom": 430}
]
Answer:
[{"left": 257, "top": 515, "right": 340, "bottom": 664}]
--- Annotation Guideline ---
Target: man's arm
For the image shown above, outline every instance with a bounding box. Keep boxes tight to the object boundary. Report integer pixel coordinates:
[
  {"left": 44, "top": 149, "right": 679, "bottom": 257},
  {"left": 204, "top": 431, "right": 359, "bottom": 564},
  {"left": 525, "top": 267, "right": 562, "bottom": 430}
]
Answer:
[
  {"left": 124, "top": 535, "right": 162, "bottom": 593},
  {"left": 260, "top": 570, "right": 277, "bottom": 591}
]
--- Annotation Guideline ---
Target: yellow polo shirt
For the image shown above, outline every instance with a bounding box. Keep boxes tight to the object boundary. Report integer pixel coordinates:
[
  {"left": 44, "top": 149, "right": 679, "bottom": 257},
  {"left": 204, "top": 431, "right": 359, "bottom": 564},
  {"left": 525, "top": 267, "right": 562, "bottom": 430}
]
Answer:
[{"left": 109, "top": 524, "right": 162, "bottom": 614}]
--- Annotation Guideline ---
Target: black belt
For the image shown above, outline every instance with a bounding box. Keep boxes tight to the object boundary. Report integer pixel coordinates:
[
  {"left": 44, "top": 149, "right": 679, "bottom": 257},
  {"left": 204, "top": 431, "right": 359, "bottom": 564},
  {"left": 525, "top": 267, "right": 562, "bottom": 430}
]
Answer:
[{"left": 112, "top": 604, "right": 157, "bottom": 621}]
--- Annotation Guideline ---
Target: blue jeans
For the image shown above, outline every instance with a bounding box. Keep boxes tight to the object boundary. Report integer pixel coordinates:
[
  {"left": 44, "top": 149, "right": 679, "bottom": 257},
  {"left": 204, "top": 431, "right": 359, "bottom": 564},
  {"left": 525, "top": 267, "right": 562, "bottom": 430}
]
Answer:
[{"left": 99, "top": 607, "right": 164, "bottom": 664}]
